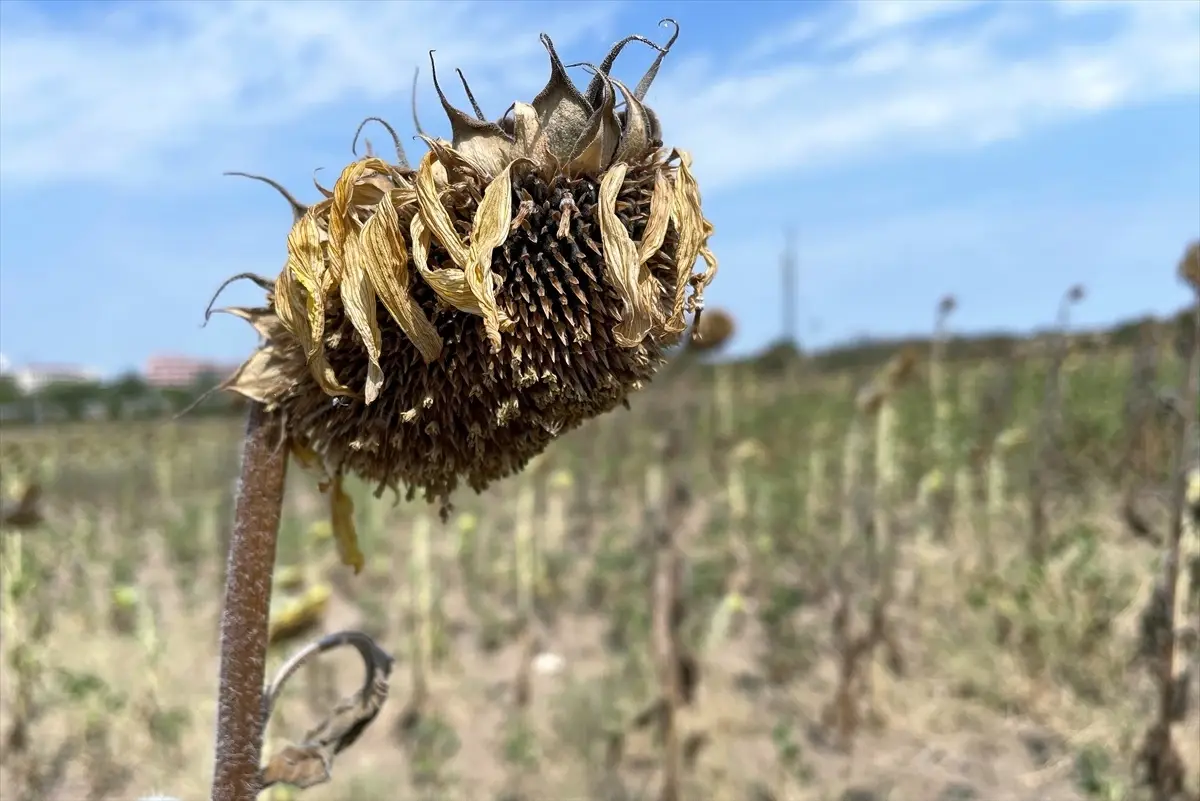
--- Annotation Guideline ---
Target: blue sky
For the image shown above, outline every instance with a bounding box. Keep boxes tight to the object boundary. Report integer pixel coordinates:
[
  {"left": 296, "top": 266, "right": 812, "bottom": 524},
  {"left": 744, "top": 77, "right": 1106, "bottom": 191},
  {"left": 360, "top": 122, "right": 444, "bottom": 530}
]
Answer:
[{"left": 0, "top": 0, "right": 1197, "bottom": 376}]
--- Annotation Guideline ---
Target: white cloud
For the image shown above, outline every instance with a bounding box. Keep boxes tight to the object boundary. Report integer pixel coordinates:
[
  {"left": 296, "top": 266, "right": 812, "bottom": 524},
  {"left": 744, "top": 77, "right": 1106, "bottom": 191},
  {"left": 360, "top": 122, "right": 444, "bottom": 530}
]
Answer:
[
  {"left": 649, "top": 0, "right": 1200, "bottom": 191},
  {"left": 1, "top": 0, "right": 1196, "bottom": 194},
  {"left": 0, "top": 0, "right": 620, "bottom": 185}
]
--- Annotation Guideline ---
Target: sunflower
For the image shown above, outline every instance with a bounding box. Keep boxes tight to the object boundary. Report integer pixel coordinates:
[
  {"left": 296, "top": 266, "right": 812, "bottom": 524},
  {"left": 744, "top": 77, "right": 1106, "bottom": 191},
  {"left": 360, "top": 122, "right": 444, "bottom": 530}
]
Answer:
[{"left": 214, "top": 22, "right": 716, "bottom": 567}]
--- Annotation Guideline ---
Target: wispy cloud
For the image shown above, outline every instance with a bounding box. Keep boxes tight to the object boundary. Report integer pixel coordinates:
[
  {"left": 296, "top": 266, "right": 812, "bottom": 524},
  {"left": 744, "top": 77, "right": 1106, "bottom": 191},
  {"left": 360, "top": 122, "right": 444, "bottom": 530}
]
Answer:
[
  {"left": 0, "top": 0, "right": 621, "bottom": 186},
  {"left": 0, "top": 0, "right": 1195, "bottom": 372},
  {"left": 654, "top": 0, "right": 1200, "bottom": 190}
]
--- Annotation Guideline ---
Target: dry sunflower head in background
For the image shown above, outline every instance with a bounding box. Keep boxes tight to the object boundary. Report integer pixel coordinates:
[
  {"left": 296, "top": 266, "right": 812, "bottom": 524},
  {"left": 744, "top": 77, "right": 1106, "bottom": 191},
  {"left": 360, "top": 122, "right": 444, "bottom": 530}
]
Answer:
[
  {"left": 686, "top": 307, "right": 735, "bottom": 354},
  {"left": 213, "top": 21, "right": 717, "bottom": 569}
]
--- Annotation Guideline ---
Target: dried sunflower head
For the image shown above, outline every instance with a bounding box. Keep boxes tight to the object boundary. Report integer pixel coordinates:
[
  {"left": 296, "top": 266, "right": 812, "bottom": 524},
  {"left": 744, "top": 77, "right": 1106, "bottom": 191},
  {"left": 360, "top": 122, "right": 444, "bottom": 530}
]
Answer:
[
  {"left": 686, "top": 307, "right": 735, "bottom": 353},
  {"left": 1180, "top": 239, "right": 1199, "bottom": 291},
  {"left": 213, "top": 21, "right": 717, "bottom": 562}
]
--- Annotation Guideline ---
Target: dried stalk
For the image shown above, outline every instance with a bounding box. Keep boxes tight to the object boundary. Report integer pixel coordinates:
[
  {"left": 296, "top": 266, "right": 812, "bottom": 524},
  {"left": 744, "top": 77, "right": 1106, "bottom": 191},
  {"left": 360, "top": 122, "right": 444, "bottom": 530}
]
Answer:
[
  {"left": 826, "top": 349, "right": 914, "bottom": 748},
  {"left": 411, "top": 513, "right": 435, "bottom": 709},
  {"left": 928, "top": 295, "right": 957, "bottom": 541},
  {"left": 1028, "top": 285, "right": 1083, "bottom": 566},
  {"left": 1136, "top": 260, "right": 1199, "bottom": 801},
  {"left": 211, "top": 402, "right": 288, "bottom": 801},
  {"left": 649, "top": 446, "right": 684, "bottom": 801},
  {"left": 513, "top": 478, "right": 538, "bottom": 708}
]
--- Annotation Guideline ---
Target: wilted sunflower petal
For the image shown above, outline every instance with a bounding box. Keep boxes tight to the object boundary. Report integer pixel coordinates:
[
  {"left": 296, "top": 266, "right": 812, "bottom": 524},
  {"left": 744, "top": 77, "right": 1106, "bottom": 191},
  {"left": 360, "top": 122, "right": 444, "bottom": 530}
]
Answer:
[
  {"left": 291, "top": 441, "right": 325, "bottom": 473},
  {"left": 340, "top": 232, "right": 386, "bottom": 404},
  {"left": 327, "top": 161, "right": 367, "bottom": 286},
  {"left": 467, "top": 160, "right": 520, "bottom": 350},
  {"left": 284, "top": 214, "right": 327, "bottom": 358},
  {"left": 665, "top": 150, "right": 707, "bottom": 332},
  {"left": 415, "top": 151, "right": 471, "bottom": 268},
  {"left": 419, "top": 135, "right": 483, "bottom": 184},
  {"left": 222, "top": 348, "right": 288, "bottom": 405},
  {"left": 511, "top": 102, "right": 548, "bottom": 164},
  {"left": 410, "top": 214, "right": 483, "bottom": 316},
  {"left": 361, "top": 192, "right": 443, "bottom": 364},
  {"left": 639, "top": 168, "right": 672, "bottom": 264},
  {"left": 598, "top": 164, "right": 653, "bottom": 347},
  {"left": 329, "top": 474, "right": 365, "bottom": 574},
  {"left": 275, "top": 265, "right": 349, "bottom": 396}
]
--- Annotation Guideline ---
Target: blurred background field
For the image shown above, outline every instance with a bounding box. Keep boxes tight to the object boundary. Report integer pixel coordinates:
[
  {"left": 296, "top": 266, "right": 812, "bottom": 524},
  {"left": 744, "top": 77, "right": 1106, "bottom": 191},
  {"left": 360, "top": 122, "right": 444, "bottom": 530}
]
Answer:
[{"left": 1, "top": 293, "right": 1197, "bottom": 801}]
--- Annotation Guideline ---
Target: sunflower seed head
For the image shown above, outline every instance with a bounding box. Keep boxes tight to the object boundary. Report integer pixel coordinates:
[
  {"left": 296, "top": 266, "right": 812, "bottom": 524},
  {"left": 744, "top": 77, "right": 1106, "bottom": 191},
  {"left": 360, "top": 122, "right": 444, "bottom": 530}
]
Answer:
[{"left": 217, "top": 23, "right": 716, "bottom": 566}]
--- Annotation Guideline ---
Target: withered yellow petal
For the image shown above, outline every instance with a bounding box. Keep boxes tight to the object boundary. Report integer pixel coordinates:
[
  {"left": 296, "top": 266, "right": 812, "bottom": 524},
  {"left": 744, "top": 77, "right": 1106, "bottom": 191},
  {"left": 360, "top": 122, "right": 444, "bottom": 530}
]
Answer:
[
  {"left": 360, "top": 192, "right": 444, "bottom": 364},
  {"left": 410, "top": 214, "right": 484, "bottom": 316},
  {"left": 466, "top": 160, "right": 519, "bottom": 351},
  {"left": 284, "top": 214, "right": 327, "bottom": 358},
  {"left": 329, "top": 474, "right": 365, "bottom": 574},
  {"left": 665, "top": 153, "right": 706, "bottom": 333},
  {"left": 638, "top": 168, "right": 672, "bottom": 265},
  {"left": 291, "top": 441, "right": 324, "bottom": 473},
  {"left": 415, "top": 151, "right": 471, "bottom": 268},
  {"left": 277, "top": 253, "right": 349, "bottom": 396},
  {"left": 511, "top": 102, "right": 548, "bottom": 163},
  {"left": 340, "top": 231, "right": 386, "bottom": 404},
  {"left": 327, "top": 161, "right": 365, "bottom": 287},
  {"left": 598, "top": 164, "right": 653, "bottom": 347}
]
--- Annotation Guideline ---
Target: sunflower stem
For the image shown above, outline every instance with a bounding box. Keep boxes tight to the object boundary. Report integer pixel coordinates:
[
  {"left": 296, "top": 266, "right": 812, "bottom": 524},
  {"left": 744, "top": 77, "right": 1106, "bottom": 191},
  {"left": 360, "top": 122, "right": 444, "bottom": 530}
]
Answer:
[{"left": 211, "top": 402, "right": 288, "bottom": 801}]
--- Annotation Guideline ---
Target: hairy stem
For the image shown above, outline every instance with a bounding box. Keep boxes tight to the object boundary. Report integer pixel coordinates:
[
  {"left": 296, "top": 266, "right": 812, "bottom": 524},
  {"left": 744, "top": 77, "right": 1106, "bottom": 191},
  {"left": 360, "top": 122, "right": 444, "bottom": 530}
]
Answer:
[{"left": 211, "top": 403, "right": 288, "bottom": 801}]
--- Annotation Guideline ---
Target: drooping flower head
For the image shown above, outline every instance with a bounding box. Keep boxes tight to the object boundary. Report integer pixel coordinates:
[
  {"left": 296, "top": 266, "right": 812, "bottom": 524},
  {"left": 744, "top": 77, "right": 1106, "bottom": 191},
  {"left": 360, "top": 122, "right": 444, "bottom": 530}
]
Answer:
[{"left": 214, "top": 21, "right": 717, "bottom": 567}]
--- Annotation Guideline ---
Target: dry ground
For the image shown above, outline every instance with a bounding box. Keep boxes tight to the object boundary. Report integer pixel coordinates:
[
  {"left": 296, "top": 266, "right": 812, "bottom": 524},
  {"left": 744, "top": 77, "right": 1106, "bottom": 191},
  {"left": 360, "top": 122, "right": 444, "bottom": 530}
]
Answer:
[{"left": 3, "top": 471, "right": 1191, "bottom": 801}]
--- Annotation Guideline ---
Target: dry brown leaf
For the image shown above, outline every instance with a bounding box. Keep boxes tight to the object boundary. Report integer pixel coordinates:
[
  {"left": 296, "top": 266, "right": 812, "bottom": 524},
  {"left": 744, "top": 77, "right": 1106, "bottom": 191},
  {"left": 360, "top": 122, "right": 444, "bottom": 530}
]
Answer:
[
  {"left": 360, "top": 192, "right": 443, "bottom": 364},
  {"left": 598, "top": 164, "right": 653, "bottom": 347},
  {"left": 329, "top": 474, "right": 364, "bottom": 574}
]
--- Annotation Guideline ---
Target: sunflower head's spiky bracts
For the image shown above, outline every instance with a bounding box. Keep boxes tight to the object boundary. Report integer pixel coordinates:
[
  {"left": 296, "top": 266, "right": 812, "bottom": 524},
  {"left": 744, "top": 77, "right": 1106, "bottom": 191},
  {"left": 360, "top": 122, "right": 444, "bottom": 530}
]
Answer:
[{"left": 218, "top": 22, "right": 717, "bottom": 565}]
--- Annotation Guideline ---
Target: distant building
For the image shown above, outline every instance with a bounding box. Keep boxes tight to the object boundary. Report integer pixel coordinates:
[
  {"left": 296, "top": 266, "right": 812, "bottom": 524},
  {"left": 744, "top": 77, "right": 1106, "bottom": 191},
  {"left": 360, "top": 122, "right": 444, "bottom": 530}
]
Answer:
[
  {"left": 11, "top": 363, "right": 103, "bottom": 393},
  {"left": 144, "top": 354, "right": 238, "bottom": 389}
]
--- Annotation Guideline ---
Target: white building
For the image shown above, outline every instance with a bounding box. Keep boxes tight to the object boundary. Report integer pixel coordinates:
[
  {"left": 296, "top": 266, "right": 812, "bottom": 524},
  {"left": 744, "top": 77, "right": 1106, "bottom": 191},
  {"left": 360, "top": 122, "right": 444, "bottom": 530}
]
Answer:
[{"left": 10, "top": 363, "right": 103, "bottom": 393}]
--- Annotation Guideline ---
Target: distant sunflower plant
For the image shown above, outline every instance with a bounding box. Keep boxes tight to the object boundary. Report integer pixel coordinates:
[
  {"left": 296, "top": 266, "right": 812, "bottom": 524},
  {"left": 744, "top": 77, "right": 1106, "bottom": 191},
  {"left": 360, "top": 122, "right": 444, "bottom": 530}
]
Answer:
[{"left": 208, "top": 21, "right": 717, "bottom": 801}]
